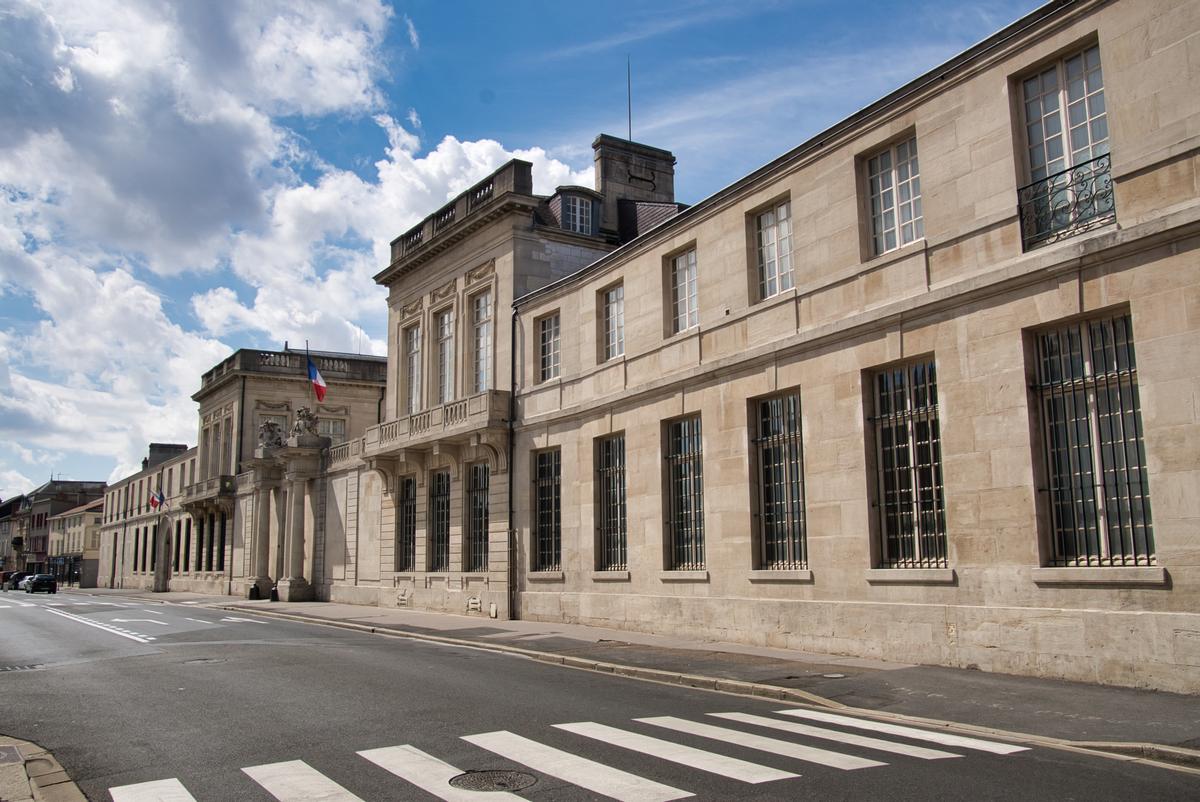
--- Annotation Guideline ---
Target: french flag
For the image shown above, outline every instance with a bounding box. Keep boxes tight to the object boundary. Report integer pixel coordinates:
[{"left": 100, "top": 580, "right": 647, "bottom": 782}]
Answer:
[{"left": 307, "top": 356, "right": 327, "bottom": 402}]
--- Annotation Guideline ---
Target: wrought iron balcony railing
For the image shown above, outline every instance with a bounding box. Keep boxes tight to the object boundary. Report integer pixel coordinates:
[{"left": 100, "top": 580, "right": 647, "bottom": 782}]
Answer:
[{"left": 1018, "top": 153, "right": 1115, "bottom": 251}]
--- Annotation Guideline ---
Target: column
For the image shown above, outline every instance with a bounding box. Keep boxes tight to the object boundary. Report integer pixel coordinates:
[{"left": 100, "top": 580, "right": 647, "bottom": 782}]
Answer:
[
  {"left": 253, "top": 485, "right": 273, "bottom": 591},
  {"left": 276, "top": 475, "right": 314, "bottom": 601}
]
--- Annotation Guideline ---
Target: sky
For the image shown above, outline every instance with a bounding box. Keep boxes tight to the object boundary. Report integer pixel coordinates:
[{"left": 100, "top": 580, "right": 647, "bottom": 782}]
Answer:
[{"left": 0, "top": 0, "right": 1044, "bottom": 498}]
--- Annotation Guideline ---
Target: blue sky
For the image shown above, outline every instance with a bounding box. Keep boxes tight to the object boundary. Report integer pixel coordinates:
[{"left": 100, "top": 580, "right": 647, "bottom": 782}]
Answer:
[{"left": 0, "top": 0, "right": 1042, "bottom": 498}]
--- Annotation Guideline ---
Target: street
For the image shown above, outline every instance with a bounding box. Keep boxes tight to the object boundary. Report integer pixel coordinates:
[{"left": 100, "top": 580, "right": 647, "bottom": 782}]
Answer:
[{"left": 1, "top": 590, "right": 1195, "bottom": 801}]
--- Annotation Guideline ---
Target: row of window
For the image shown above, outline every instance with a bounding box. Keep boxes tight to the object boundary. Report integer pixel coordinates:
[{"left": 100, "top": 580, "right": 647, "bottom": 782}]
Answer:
[
  {"left": 533, "top": 45, "right": 1111, "bottom": 382},
  {"left": 105, "top": 459, "right": 197, "bottom": 523},
  {"left": 125, "top": 515, "right": 227, "bottom": 575},
  {"left": 532, "top": 311, "right": 1154, "bottom": 573},
  {"left": 393, "top": 464, "right": 492, "bottom": 573},
  {"left": 402, "top": 289, "right": 494, "bottom": 415}
]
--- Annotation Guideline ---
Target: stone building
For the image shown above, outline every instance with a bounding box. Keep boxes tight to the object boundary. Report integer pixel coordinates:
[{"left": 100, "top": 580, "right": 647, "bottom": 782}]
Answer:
[
  {"left": 327, "top": 137, "right": 681, "bottom": 615},
  {"left": 47, "top": 498, "right": 104, "bottom": 586},
  {"left": 0, "top": 495, "right": 24, "bottom": 574},
  {"left": 98, "top": 444, "right": 195, "bottom": 590},
  {"left": 505, "top": 0, "right": 1200, "bottom": 692},
  {"left": 99, "top": 349, "right": 387, "bottom": 595}
]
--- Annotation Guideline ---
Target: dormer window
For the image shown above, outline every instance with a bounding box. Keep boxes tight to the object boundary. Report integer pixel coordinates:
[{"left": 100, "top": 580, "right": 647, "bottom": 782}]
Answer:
[{"left": 563, "top": 195, "right": 593, "bottom": 235}]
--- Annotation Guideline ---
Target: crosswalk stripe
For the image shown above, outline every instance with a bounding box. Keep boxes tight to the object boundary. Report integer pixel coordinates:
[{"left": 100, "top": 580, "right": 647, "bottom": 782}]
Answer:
[
  {"left": 358, "top": 745, "right": 522, "bottom": 800},
  {"left": 709, "top": 713, "right": 960, "bottom": 760},
  {"left": 242, "top": 760, "right": 364, "bottom": 801},
  {"left": 553, "top": 722, "right": 797, "bottom": 783},
  {"left": 637, "top": 716, "right": 884, "bottom": 771},
  {"left": 776, "top": 710, "right": 1029, "bottom": 755},
  {"left": 109, "top": 777, "right": 197, "bottom": 801},
  {"left": 463, "top": 730, "right": 693, "bottom": 802}
]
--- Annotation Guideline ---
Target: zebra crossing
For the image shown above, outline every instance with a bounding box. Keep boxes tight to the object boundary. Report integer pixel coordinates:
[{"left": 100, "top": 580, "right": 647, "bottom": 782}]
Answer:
[{"left": 107, "top": 707, "right": 1029, "bottom": 801}]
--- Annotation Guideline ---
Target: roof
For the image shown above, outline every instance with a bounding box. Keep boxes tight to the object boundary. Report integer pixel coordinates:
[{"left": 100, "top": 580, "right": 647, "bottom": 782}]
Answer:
[{"left": 50, "top": 498, "right": 105, "bottom": 520}]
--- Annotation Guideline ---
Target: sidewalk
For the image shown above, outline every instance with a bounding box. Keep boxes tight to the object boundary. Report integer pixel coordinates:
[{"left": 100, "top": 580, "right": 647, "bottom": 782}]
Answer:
[
  {"left": 82, "top": 587, "right": 1200, "bottom": 762},
  {"left": 0, "top": 737, "right": 85, "bottom": 802}
]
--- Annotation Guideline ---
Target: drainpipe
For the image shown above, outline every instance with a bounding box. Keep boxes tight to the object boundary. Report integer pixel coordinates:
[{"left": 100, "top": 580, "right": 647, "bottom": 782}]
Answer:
[{"left": 507, "top": 306, "right": 518, "bottom": 619}]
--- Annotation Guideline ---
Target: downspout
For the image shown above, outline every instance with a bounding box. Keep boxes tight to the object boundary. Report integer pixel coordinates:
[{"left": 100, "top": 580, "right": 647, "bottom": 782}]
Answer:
[{"left": 507, "top": 306, "right": 518, "bottom": 620}]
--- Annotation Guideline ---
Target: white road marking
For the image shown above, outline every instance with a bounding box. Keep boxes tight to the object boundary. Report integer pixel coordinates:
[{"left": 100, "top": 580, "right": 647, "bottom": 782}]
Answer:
[
  {"left": 0, "top": 605, "right": 9, "bottom": 609},
  {"left": 43, "top": 607, "right": 152, "bottom": 643},
  {"left": 553, "top": 722, "right": 797, "bottom": 783},
  {"left": 184, "top": 618, "right": 209, "bottom": 623},
  {"left": 108, "top": 777, "right": 197, "bottom": 801},
  {"left": 220, "top": 616, "right": 267, "bottom": 624},
  {"left": 776, "top": 710, "right": 1029, "bottom": 755},
  {"left": 145, "top": 609, "right": 164, "bottom": 615},
  {"left": 359, "top": 745, "right": 522, "bottom": 801},
  {"left": 180, "top": 601, "right": 200, "bottom": 604},
  {"left": 637, "top": 716, "right": 884, "bottom": 771},
  {"left": 242, "top": 759, "right": 364, "bottom": 802},
  {"left": 710, "top": 713, "right": 960, "bottom": 760},
  {"left": 111, "top": 618, "right": 169, "bottom": 626},
  {"left": 463, "top": 730, "right": 693, "bottom": 802}
]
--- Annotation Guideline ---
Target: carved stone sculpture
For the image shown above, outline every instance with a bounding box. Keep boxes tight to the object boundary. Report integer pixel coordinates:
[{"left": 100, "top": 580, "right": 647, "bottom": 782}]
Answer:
[
  {"left": 291, "top": 406, "right": 319, "bottom": 437},
  {"left": 257, "top": 419, "right": 284, "bottom": 448}
]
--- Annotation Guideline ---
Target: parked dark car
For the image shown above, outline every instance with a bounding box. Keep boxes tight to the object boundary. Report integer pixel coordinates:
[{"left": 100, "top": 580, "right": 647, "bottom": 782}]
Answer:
[
  {"left": 26, "top": 574, "right": 57, "bottom": 594},
  {"left": 2, "top": 571, "right": 31, "bottom": 590}
]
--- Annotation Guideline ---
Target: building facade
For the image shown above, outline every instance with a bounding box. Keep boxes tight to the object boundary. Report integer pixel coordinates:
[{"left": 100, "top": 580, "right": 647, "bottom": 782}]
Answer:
[
  {"left": 95, "top": 0, "right": 1198, "bottom": 692},
  {"left": 48, "top": 498, "right": 104, "bottom": 586},
  {"left": 506, "top": 0, "right": 1200, "bottom": 692},
  {"left": 2, "top": 482, "right": 107, "bottom": 575}
]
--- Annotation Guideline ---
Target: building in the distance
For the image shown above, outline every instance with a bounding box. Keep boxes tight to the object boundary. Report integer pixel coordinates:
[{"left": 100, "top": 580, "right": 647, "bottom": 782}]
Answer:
[
  {"left": 6, "top": 481, "right": 106, "bottom": 575},
  {"left": 48, "top": 498, "right": 104, "bottom": 586},
  {"left": 0, "top": 495, "right": 25, "bottom": 574}
]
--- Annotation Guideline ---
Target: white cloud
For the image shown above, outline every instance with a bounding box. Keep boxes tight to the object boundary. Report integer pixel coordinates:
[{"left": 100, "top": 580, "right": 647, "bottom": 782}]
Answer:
[
  {"left": 0, "top": 469, "right": 37, "bottom": 502},
  {"left": 404, "top": 15, "right": 420, "bottom": 50}
]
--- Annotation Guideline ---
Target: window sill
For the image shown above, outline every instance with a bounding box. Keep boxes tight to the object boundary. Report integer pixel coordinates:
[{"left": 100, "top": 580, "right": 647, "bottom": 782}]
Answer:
[
  {"left": 658, "top": 570, "right": 709, "bottom": 582},
  {"left": 527, "top": 570, "right": 565, "bottom": 582},
  {"left": 864, "top": 568, "right": 956, "bottom": 585},
  {"left": 1031, "top": 566, "right": 1166, "bottom": 586},
  {"left": 590, "top": 570, "right": 631, "bottom": 582},
  {"left": 748, "top": 569, "right": 813, "bottom": 583}
]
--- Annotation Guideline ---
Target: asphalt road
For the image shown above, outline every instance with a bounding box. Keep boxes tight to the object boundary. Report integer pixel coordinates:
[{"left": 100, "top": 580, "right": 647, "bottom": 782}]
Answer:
[{"left": 0, "top": 589, "right": 1195, "bottom": 801}]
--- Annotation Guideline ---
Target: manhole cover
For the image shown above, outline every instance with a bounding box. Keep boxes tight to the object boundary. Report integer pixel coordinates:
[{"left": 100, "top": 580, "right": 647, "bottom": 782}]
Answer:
[{"left": 449, "top": 770, "right": 537, "bottom": 792}]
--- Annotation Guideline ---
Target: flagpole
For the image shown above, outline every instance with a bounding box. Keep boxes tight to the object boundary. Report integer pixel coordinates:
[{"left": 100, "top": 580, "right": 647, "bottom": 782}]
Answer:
[{"left": 306, "top": 340, "right": 312, "bottom": 402}]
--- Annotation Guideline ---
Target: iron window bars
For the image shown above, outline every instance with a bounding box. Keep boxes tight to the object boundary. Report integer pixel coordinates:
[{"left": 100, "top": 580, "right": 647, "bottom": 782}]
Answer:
[
  {"left": 429, "top": 470, "right": 451, "bottom": 571},
  {"left": 465, "top": 463, "right": 489, "bottom": 572},
  {"left": 1034, "top": 313, "right": 1154, "bottom": 566},
  {"left": 665, "top": 417, "right": 705, "bottom": 570},
  {"left": 396, "top": 476, "right": 416, "bottom": 572},
  {"left": 596, "top": 435, "right": 627, "bottom": 571},
  {"left": 533, "top": 450, "right": 562, "bottom": 571},
  {"left": 871, "top": 360, "right": 948, "bottom": 568},
  {"left": 754, "top": 394, "right": 808, "bottom": 569}
]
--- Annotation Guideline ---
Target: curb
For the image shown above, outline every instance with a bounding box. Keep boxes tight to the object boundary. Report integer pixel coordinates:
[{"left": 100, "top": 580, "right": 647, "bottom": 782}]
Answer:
[
  {"left": 0, "top": 737, "right": 86, "bottom": 802},
  {"left": 218, "top": 604, "right": 1200, "bottom": 773}
]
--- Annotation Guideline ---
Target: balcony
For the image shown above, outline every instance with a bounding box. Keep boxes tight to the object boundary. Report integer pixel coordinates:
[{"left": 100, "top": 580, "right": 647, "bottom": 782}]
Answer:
[
  {"left": 183, "top": 475, "right": 236, "bottom": 505},
  {"left": 1018, "top": 153, "right": 1115, "bottom": 250},
  {"left": 364, "top": 391, "right": 509, "bottom": 456},
  {"left": 380, "top": 161, "right": 535, "bottom": 280}
]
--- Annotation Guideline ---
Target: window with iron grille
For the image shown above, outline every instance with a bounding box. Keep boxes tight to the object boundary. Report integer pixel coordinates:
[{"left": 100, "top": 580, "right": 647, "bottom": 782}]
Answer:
[
  {"left": 670, "top": 249, "right": 698, "bottom": 334},
  {"left": 1034, "top": 313, "right": 1153, "bottom": 566},
  {"left": 1018, "top": 45, "right": 1112, "bottom": 248},
  {"left": 754, "top": 394, "right": 808, "bottom": 569},
  {"left": 867, "top": 137, "right": 923, "bottom": 255},
  {"left": 465, "top": 463, "right": 489, "bottom": 572},
  {"left": 428, "top": 471, "right": 451, "bottom": 571},
  {"left": 539, "top": 314, "right": 560, "bottom": 382},
  {"left": 665, "top": 416, "right": 705, "bottom": 570},
  {"left": 755, "top": 201, "right": 793, "bottom": 300},
  {"left": 436, "top": 310, "right": 455, "bottom": 405},
  {"left": 870, "top": 360, "right": 947, "bottom": 568},
  {"left": 396, "top": 476, "right": 416, "bottom": 572},
  {"left": 596, "top": 435, "right": 627, "bottom": 571},
  {"left": 404, "top": 325, "right": 421, "bottom": 414},
  {"left": 533, "top": 450, "right": 561, "bottom": 571},
  {"left": 472, "top": 290, "right": 492, "bottom": 393},
  {"left": 563, "top": 195, "right": 593, "bottom": 235},
  {"left": 602, "top": 284, "right": 624, "bottom": 360}
]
